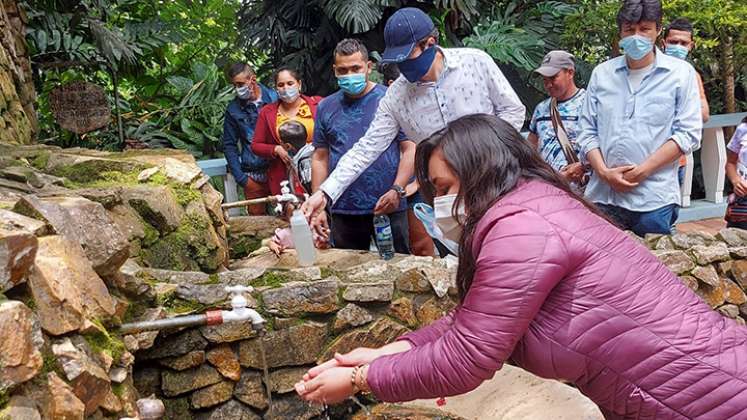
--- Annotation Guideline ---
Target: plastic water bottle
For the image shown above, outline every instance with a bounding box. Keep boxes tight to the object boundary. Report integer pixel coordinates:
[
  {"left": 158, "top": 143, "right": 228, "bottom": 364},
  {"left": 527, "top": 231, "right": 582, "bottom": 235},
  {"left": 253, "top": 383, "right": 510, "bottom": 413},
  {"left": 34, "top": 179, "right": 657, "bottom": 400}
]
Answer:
[
  {"left": 290, "top": 209, "right": 316, "bottom": 266},
  {"left": 374, "top": 214, "right": 395, "bottom": 260}
]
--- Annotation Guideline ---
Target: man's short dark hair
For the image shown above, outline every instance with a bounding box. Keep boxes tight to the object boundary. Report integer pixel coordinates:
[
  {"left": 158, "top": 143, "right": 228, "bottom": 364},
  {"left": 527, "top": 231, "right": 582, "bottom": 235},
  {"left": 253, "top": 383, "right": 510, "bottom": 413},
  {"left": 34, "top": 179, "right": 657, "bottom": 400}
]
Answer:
[
  {"left": 418, "top": 27, "right": 440, "bottom": 46},
  {"left": 379, "top": 63, "right": 400, "bottom": 84},
  {"left": 664, "top": 18, "right": 694, "bottom": 38},
  {"left": 334, "top": 39, "right": 369, "bottom": 61},
  {"left": 226, "top": 62, "right": 254, "bottom": 80},
  {"left": 616, "top": 0, "right": 663, "bottom": 29}
]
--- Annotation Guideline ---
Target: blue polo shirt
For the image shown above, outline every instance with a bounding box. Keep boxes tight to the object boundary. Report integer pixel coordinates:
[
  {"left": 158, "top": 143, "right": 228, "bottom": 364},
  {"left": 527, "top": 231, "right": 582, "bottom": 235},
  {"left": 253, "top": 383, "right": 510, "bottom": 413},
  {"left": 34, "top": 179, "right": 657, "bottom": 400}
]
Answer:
[{"left": 313, "top": 84, "right": 407, "bottom": 215}]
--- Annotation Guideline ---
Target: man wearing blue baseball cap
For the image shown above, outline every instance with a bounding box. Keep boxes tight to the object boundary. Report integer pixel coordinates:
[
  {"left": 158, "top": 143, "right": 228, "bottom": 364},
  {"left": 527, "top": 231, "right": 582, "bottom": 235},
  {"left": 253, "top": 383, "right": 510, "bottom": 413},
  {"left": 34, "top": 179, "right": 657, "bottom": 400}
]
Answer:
[{"left": 303, "top": 7, "right": 525, "bottom": 229}]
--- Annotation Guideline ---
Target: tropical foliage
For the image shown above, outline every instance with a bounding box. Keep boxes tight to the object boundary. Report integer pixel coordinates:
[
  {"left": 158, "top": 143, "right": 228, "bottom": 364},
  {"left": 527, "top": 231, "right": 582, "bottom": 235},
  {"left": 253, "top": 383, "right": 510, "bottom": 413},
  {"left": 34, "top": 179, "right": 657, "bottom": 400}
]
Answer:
[{"left": 22, "top": 0, "right": 245, "bottom": 156}]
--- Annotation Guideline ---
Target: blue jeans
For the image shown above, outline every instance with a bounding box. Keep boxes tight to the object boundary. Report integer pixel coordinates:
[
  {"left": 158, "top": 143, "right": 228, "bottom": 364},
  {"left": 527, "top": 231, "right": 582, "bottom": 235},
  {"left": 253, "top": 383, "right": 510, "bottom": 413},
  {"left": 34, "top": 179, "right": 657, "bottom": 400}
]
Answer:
[
  {"left": 678, "top": 166, "right": 685, "bottom": 187},
  {"left": 596, "top": 203, "right": 680, "bottom": 237}
]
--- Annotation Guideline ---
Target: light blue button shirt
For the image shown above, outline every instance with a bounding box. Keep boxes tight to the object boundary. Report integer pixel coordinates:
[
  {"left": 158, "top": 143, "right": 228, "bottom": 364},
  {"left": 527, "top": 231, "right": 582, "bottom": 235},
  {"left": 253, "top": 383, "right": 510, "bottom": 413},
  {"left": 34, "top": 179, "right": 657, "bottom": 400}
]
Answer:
[
  {"left": 577, "top": 50, "right": 702, "bottom": 212},
  {"left": 320, "top": 47, "right": 526, "bottom": 203}
]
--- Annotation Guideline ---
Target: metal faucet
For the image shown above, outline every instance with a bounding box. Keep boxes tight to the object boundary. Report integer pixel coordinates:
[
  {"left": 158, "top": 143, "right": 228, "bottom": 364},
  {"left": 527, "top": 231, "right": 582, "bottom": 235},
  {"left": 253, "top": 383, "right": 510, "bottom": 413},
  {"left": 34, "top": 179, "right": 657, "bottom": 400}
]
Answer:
[
  {"left": 274, "top": 180, "right": 302, "bottom": 214},
  {"left": 221, "top": 286, "right": 265, "bottom": 330},
  {"left": 119, "top": 286, "right": 265, "bottom": 334}
]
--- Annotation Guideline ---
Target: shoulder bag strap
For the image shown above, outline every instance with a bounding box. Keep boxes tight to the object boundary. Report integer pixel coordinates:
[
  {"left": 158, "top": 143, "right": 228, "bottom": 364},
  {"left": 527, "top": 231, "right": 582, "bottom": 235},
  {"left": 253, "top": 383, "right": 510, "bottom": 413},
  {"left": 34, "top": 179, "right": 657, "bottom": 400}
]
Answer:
[{"left": 550, "top": 98, "right": 579, "bottom": 164}]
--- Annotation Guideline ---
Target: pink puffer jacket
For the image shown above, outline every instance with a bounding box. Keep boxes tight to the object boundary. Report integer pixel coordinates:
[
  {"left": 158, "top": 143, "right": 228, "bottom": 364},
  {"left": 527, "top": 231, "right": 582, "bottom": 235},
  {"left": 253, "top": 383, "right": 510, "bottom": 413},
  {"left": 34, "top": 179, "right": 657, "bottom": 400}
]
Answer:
[{"left": 367, "top": 180, "right": 747, "bottom": 419}]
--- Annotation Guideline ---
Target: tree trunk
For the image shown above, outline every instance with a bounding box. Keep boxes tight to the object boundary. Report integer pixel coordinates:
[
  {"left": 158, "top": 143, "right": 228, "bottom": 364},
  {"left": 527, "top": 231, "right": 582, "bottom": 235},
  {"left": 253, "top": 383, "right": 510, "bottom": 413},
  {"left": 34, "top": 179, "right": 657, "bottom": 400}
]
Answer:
[
  {"left": 720, "top": 34, "right": 736, "bottom": 114},
  {"left": 0, "top": 0, "right": 35, "bottom": 144}
]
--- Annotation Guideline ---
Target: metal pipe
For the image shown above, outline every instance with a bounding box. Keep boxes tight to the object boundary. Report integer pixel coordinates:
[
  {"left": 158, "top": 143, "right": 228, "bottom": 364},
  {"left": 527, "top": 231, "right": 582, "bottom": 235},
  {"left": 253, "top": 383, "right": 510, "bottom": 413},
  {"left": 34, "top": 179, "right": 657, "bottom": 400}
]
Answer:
[
  {"left": 120, "top": 314, "right": 207, "bottom": 334},
  {"left": 221, "top": 196, "right": 277, "bottom": 209}
]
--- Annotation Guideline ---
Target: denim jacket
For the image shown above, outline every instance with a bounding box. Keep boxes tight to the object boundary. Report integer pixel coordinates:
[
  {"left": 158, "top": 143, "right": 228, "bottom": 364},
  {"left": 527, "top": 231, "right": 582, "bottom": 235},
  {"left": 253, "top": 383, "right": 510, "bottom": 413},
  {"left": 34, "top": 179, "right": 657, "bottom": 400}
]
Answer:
[{"left": 222, "top": 84, "right": 278, "bottom": 186}]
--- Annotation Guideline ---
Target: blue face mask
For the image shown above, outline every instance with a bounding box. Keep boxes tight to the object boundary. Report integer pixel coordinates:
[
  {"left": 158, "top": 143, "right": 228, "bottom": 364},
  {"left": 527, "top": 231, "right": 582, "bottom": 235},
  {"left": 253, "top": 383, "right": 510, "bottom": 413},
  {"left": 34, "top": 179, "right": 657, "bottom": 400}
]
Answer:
[
  {"left": 665, "top": 44, "right": 689, "bottom": 60},
  {"left": 236, "top": 85, "right": 253, "bottom": 100},
  {"left": 337, "top": 73, "right": 367, "bottom": 96},
  {"left": 619, "top": 35, "right": 654, "bottom": 61},
  {"left": 398, "top": 46, "right": 437, "bottom": 83},
  {"left": 278, "top": 86, "right": 299, "bottom": 103}
]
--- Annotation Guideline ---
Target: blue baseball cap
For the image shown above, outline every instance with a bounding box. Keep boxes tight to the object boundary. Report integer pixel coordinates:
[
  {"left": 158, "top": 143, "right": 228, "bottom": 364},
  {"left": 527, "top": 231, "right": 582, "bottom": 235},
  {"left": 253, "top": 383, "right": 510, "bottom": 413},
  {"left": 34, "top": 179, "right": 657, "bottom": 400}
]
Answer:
[{"left": 381, "top": 8, "right": 435, "bottom": 64}]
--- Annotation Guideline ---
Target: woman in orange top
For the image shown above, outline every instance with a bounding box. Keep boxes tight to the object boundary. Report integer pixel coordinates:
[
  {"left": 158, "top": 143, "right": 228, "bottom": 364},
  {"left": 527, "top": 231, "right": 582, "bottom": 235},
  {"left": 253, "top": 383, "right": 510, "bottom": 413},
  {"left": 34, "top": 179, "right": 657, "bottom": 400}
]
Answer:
[{"left": 251, "top": 68, "right": 323, "bottom": 195}]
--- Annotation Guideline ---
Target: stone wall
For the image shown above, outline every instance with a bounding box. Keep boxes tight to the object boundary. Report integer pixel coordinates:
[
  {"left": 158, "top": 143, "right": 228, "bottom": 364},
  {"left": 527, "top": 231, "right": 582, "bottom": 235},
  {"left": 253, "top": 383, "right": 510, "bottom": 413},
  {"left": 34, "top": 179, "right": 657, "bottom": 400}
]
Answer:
[
  {"left": 636, "top": 230, "right": 747, "bottom": 323},
  {"left": 0, "top": 145, "right": 229, "bottom": 419},
  {"left": 0, "top": 0, "right": 35, "bottom": 144},
  {"left": 126, "top": 250, "right": 459, "bottom": 419}
]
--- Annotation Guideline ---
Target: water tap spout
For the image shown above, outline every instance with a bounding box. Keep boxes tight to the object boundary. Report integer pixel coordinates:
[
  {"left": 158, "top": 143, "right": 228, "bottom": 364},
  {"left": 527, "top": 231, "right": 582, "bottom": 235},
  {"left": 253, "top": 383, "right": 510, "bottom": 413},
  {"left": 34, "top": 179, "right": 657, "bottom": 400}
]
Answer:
[{"left": 222, "top": 285, "right": 265, "bottom": 331}]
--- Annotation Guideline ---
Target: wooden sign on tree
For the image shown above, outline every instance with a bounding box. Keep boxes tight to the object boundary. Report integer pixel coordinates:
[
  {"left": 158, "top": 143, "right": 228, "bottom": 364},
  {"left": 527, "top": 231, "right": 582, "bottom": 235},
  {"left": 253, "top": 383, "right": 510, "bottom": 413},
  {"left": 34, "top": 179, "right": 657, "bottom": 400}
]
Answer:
[{"left": 48, "top": 81, "right": 111, "bottom": 134}]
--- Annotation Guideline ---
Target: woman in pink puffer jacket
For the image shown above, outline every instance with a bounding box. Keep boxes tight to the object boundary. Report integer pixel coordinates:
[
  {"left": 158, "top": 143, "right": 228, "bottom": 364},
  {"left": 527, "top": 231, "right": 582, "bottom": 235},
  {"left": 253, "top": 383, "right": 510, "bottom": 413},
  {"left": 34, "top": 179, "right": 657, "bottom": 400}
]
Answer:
[{"left": 296, "top": 115, "right": 747, "bottom": 419}]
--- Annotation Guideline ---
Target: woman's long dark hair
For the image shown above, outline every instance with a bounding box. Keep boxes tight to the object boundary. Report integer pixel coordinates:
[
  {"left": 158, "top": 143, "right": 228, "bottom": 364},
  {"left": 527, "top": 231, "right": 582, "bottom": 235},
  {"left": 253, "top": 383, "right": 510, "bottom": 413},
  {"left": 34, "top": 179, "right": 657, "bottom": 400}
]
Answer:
[{"left": 415, "top": 114, "right": 606, "bottom": 302}]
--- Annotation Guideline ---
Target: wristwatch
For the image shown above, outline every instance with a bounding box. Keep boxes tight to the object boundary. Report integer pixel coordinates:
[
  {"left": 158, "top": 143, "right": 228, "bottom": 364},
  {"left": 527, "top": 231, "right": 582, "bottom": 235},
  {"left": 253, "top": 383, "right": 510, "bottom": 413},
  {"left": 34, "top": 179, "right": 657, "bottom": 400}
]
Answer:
[{"left": 390, "top": 184, "right": 406, "bottom": 198}]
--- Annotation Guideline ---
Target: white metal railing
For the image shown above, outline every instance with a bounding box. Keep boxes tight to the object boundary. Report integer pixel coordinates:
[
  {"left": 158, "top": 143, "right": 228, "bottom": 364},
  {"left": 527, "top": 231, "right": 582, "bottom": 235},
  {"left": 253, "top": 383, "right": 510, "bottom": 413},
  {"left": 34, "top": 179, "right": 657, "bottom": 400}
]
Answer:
[
  {"left": 682, "top": 112, "right": 747, "bottom": 207},
  {"left": 197, "top": 112, "right": 747, "bottom": 220}
]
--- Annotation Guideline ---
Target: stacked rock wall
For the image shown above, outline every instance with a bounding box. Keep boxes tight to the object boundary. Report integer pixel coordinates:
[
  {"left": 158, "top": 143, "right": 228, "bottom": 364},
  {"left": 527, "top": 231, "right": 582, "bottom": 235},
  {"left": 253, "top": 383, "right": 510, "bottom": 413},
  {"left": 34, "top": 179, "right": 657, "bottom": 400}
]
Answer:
[
  {"left": 0, "top": 145, "right": 229, "bottom": 419},
  {"left": 124, "top": 250, "right": 458, "bottom": 419},
  {"left": 639, "top": 230, "right": 747, "bottom": 323},
  {"left": 0, "top": 0, "right": 35, "bottom": 144}
]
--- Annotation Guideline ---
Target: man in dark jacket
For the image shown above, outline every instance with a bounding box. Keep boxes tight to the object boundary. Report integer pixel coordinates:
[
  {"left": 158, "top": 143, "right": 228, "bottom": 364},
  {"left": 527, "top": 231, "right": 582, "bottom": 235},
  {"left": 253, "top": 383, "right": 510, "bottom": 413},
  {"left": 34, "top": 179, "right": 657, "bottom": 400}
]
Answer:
[{"left": 222, "top": 63, "right": 278, "bottom": 215}]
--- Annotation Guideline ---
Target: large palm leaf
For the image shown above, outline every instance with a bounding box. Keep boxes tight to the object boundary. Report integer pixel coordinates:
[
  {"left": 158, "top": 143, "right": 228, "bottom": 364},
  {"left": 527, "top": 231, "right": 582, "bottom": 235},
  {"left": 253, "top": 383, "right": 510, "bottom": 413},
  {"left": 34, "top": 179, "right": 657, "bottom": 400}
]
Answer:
[{"left": 321, "top": 0, "right": 400, "bottom": 34}]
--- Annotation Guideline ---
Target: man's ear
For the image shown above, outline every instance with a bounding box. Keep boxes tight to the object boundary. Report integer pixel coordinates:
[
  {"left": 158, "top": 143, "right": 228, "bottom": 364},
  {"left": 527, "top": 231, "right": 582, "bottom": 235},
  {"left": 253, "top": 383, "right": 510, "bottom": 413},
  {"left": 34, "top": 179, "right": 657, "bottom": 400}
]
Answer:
[{"left": 366, "top": 61, "right": 373, "bottom": 75}]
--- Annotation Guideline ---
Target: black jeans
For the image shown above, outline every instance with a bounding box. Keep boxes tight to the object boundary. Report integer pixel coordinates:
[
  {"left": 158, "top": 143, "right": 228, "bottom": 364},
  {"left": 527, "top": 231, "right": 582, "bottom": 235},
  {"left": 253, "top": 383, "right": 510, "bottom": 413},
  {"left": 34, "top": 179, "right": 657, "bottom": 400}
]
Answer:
[{"left": 330, "top": 211, "right": 410, "bottom": 254}]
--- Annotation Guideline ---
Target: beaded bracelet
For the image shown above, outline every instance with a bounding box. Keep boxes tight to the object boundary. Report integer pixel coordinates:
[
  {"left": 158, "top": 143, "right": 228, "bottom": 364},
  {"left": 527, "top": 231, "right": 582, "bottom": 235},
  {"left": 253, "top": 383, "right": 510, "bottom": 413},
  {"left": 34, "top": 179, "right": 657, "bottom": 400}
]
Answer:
[
  {"left": 354, "top": 364, "right": 371, "bottom": 394},
  {"left": 350, "top": 366, "right": 360, "bottom": 392}
]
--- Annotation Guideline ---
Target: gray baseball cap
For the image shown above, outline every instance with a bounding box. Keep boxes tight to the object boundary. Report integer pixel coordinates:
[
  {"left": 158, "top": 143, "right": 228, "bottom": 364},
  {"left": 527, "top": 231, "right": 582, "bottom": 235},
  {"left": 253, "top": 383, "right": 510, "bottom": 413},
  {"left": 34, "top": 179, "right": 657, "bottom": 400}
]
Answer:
[{"left": 535, "top": 50, "right": 575, "bottom": 77}]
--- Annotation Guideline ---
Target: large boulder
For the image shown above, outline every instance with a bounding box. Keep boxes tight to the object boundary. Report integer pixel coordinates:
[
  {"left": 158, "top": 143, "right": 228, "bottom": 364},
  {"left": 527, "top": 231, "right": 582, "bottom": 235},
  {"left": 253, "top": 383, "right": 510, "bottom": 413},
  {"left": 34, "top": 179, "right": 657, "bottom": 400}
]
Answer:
[
  {"left": 0, "top": 301, "right": 43, "bottom": 391},
  {"left": 0, "top": 226, "right": 37, "bottom": 292},
  {"left": 28, "top": 235, "right": 116, "bottom": 335},
  {"left": 13, "top": 195, "right": 129, "bottom": 276}
]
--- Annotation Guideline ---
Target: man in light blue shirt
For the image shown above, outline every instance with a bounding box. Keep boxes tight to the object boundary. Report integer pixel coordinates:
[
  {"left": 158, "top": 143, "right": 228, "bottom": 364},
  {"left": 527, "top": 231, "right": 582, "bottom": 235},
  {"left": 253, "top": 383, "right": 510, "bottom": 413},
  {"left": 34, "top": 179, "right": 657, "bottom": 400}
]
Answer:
[{"left": 577, "top": 0, "right": 702, "bottom": 236}]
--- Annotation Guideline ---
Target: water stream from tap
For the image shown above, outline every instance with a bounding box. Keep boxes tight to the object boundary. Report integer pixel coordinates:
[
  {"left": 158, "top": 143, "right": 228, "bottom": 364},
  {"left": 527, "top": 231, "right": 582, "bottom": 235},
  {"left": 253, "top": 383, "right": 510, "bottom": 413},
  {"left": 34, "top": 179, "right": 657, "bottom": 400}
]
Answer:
[{"left": 257, "top": 330, "right": 273, "bottom": 411}]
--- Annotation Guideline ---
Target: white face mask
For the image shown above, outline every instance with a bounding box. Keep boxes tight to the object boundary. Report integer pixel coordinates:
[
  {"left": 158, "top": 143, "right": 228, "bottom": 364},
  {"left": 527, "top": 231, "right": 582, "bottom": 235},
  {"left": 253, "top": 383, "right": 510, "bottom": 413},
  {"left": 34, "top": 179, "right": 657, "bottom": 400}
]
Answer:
[{"left": 434, "top": 194, "right": 465, "bottom": 243}]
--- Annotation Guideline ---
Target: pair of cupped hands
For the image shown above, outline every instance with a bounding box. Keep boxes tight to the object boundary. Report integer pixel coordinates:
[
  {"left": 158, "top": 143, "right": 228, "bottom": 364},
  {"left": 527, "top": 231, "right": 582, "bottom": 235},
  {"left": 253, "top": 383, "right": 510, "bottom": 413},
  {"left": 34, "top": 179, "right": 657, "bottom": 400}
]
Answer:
[{"left": 295, "top": 346, "right": 389, "bottom": 405}]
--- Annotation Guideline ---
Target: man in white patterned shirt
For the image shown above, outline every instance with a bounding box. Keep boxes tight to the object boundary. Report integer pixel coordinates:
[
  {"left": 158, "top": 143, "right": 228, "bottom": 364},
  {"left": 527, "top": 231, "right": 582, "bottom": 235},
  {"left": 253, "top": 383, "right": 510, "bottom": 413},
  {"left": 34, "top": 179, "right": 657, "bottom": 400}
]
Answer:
[{"left": 303, "top": 7, "right": 525, "bottom": 230}]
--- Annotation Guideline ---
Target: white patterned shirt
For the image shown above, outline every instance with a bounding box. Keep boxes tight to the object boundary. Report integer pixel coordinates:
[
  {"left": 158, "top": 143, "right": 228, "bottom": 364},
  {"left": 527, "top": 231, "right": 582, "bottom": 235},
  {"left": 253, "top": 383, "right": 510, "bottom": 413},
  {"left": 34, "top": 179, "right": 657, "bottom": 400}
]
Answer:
[{"left": 320, "top": 47, "right": 526, "bottom": 203}]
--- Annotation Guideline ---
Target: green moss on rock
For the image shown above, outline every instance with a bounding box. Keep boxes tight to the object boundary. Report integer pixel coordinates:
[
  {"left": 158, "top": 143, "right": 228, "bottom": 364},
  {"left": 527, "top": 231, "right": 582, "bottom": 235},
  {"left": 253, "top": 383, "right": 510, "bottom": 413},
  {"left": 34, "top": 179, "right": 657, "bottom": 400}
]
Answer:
[
  {"left": 141, "top": 221, "right": 160, "bottom": 247},
  {"left": 83, "top": 322, "right": 126, "bottom": 362},
  {"left": 250, "top": 271, "right": 291, "bottom": 289},
  {"left": 228, "top": 235, "right": 262, "bottom": 260},
  {"left": 49, "top": 159, "right": 144, "bottom": 185},
  {"left": 140, "top": 213, "right": 222, "bottom": 272}
]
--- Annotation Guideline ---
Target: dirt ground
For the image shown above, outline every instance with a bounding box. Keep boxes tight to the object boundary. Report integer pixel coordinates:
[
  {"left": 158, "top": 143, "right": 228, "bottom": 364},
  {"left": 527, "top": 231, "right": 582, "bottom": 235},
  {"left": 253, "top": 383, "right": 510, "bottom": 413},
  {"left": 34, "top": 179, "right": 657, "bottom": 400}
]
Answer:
[{"left": 406, "top": 365, "right": 603, "bottom": 420}]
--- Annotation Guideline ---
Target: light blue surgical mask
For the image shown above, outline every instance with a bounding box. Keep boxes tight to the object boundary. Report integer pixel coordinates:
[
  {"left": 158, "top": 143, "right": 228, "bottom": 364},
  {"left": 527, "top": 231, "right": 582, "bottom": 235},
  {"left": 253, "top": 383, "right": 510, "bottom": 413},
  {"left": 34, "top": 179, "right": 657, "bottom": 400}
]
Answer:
[
  {"left": 278, "top": 86, "right": 299, "bottom": 104},
  {"left": 236, "top": 85, "right": 252, "bottom": 100},
  {"left": 619, "top": 35, "right": 654, "bottom": 61},
  {"left": 413, "top": 202, "right": 459, "bottom": 255},
  {"left": 665, "top": 44, "right": 689, "bottom": 60},
  {"left": 337, "top": 73, "right": 367, "bottom": 96}
]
